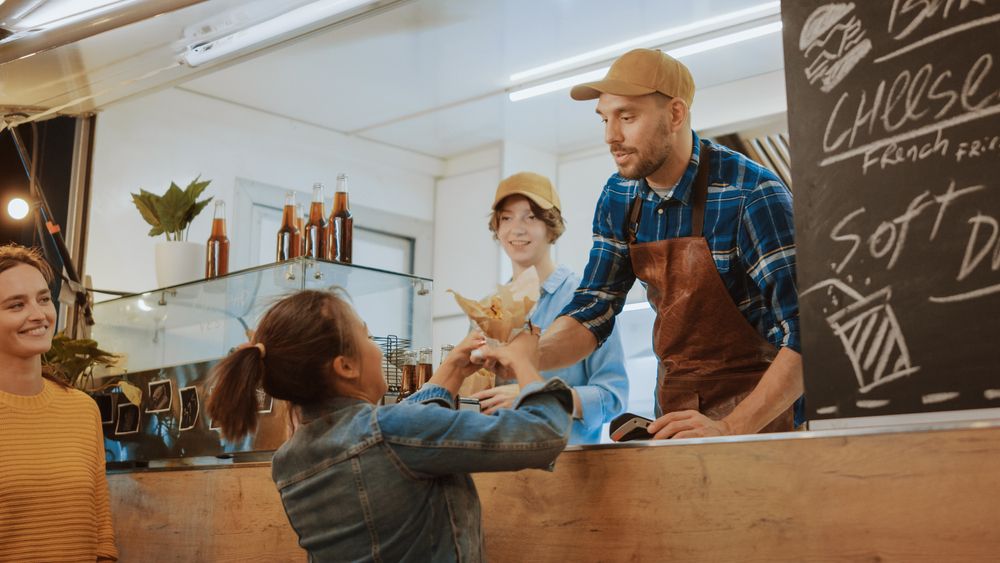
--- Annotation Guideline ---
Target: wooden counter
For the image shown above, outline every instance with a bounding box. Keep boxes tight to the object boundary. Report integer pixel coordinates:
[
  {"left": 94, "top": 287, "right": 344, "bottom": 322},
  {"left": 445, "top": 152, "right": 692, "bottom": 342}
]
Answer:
[{"left": 107, "top": 422, "right": 1000, "bottom": 561}]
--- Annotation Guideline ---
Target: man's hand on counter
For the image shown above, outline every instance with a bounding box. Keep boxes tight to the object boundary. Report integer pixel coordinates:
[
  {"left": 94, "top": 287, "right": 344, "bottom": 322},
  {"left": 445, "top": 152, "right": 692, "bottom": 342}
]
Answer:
[{"left": 646, "top": 410, "right": 733, "bottom": 440}]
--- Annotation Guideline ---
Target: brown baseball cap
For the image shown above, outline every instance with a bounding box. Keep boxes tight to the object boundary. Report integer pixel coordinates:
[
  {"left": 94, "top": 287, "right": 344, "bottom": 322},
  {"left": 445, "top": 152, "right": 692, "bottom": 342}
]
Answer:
[
  {"left": 570, "top": 48, "right": 695, "bottom": 106},
  {"left": 493, "top": 172, "right": 561, "bottom": 211}
]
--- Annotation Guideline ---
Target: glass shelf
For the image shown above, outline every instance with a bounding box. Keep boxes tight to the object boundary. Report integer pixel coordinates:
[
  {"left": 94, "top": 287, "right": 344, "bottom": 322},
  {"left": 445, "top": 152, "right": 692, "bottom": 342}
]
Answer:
[
  {"left": 90, "top": 258, "right": 432, "bottom": 466},
  {"left": 92, "top": 257, "right": 432, "bottom": 373}
]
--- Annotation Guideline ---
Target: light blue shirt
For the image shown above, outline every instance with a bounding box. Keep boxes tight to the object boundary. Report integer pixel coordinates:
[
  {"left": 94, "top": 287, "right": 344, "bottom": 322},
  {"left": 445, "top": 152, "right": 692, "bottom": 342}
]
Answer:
[{"left": 533, "top": 265, "right": 629, "bottom": 444}]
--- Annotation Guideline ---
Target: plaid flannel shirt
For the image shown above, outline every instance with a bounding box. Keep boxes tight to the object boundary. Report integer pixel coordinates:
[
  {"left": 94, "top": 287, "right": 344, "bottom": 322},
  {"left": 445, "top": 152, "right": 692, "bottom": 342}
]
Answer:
[{"left": 561, "top": 131, "right": 800, "bottom": 353}]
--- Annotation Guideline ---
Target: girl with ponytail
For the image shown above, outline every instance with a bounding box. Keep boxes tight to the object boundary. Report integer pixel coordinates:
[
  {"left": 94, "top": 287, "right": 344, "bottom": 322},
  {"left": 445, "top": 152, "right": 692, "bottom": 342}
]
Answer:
[{"left": 207, "top": 289, "right": 573, "bottom": 561}]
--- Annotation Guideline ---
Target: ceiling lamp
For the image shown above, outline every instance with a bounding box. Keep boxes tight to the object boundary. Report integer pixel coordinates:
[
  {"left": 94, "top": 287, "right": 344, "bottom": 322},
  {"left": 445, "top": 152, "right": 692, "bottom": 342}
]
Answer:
[
  {"left": 508, "top": 1, "right": 782, "bottom": 103},
  {"left": 181, "top": 0, "right": 378, "bottom": 68}
]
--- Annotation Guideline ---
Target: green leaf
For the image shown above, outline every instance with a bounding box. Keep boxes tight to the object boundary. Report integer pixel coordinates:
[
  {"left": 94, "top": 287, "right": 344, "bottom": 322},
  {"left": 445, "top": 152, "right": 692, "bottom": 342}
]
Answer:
[
  {"left": 184, "top": 197, "right": 213, "bottom": 227},
  {"left": 42, "top": 332, "right": 121, "bottom": 390},
  {"left": 155, "top": 182, "right": 190, "bottom": 235},
  {"left": 134, "top": 176, "right": 214, "bottom": 239},
  {"left": 131, "top": 192, "right": 161, "bottom": 229},
  {"left": 184, "top": 176, "right": 211, "bottom": 201}
]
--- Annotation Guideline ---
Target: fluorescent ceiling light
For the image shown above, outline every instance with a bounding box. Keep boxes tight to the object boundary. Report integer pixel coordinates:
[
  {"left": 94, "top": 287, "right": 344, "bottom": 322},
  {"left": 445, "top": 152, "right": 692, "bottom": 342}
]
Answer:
[
  {"left": 510, "top": 1, "right": 780, "bottom": 83},
  {"left": 668, "top": 21, "right": 782, "bottom": 58},
  {"left": 508, "top": 21, "right": 783, "bottom": 102},
  {"left": 509, "top": 67, "right": 607, "bottom": 102},
  {"left": 182, "top": 0, "right": 376, "bottom": 67}
]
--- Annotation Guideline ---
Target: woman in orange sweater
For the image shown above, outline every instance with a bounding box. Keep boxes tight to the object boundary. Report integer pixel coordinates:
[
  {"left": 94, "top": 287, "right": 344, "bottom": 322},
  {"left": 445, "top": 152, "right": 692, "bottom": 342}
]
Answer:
[{"left": 0, "top": 244, "right": 118, "bottom": 562}]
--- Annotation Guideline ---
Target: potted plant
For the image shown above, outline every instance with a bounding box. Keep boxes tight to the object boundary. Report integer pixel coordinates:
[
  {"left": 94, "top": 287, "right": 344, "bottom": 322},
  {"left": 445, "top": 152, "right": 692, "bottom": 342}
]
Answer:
[
  {"left": 131, "top": 176, "right": 213, "bottom": 288},
  {"left": 43, "top": 332, "right": 142, "bottom": 406}
]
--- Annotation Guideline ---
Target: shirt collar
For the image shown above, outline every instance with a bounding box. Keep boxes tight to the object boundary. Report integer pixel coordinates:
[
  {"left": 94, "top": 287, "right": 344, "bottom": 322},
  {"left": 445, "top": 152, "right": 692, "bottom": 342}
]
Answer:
[
  {"left": 638, "top": 130, "right": 701, "bottom": 205},
  {"left": 541, "top": 265, "right": 572, "bottom": 295},
  {"left": 644, "top": 130, "right": 702, "bottom": 206},
  {"left": 299, "top": 395, "right": 365, "bottom": 423}
]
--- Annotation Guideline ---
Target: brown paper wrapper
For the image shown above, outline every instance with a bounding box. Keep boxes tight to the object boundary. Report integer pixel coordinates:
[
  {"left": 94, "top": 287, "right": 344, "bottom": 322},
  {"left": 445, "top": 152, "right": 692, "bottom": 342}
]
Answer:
[
  {"left": 458, "top": 368, "right": 496, "bottom": 396},
  {"left": 447, "top": 266, "right": 540, "bottom": 343}
]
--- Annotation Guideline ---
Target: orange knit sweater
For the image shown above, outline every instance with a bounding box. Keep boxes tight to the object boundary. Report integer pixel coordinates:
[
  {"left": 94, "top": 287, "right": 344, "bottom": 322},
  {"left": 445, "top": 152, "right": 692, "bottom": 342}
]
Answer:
[{"left": 0, "top": 379, "right": 118, "bottom": 562}]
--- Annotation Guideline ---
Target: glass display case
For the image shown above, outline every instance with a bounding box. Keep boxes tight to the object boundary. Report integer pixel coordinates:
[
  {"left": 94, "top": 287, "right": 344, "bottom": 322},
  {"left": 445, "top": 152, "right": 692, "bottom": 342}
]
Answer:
[{"left": 90, "top": 258, "right": 432, "bottom": 466}]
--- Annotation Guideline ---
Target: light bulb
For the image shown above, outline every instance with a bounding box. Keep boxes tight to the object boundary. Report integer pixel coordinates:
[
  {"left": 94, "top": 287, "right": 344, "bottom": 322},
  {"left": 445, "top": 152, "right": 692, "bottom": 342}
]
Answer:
[{"left": 7, "top": 198, "right": 30, "bottom": 220}]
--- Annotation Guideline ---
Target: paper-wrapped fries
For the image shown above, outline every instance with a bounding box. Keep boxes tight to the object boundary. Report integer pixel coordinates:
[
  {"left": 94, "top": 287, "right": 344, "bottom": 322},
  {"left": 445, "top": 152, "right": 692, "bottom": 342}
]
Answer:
[
  {"left": 448, "top": 267, "right": 540, "bottom": 395},
  {"left": 448, "top": 266, "right": 540, "bottom": 343}
]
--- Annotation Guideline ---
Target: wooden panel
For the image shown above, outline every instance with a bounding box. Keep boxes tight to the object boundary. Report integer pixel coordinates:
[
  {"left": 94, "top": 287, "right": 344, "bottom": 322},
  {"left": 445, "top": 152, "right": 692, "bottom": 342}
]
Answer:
[
  {"left": 107, "top": 425, "right": 1000, "bottom": 561},
  {"left": 474, "top": 426, "right": 1000, "bottom": 561},
  {"left": 108, "top": 464, "right": 305, "bottom": 562}
]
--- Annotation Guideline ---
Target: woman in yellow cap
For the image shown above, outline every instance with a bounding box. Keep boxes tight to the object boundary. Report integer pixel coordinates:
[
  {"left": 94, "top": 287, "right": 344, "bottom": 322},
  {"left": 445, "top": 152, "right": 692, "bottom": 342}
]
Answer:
[{"left": 476, "top": 172, "right": 629, "bottom": 444}]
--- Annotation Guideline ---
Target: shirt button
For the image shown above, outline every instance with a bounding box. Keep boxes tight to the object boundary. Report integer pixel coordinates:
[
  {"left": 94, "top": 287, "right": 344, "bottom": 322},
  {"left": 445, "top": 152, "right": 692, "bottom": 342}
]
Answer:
[{"left": 657, "top": 208, "right": 664, "bottom": 215}]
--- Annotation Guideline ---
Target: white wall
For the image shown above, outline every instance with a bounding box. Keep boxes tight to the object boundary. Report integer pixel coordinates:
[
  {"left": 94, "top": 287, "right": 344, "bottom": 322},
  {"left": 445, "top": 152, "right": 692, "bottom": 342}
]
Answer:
[
  {"left": 431, "top": 146, "right": 502, "bottom": 354},
  {"left": 554, "top": 147, "right": 615, "bottom": 277},
  {"left": 87, "top": 87, "right": 442, "bottom": 296}
]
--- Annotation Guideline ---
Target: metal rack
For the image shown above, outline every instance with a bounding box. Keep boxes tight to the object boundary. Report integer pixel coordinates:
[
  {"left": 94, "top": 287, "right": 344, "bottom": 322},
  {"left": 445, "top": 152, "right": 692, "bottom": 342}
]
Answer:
[{"left": 373, "top": 335, "right": 411, "bottom": 394}]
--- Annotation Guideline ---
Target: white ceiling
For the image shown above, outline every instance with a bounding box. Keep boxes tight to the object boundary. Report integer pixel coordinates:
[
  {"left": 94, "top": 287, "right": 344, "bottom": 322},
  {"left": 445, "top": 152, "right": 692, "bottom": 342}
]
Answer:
[{"left": 1, "top": 0, "right": 788, "bottom": 159}]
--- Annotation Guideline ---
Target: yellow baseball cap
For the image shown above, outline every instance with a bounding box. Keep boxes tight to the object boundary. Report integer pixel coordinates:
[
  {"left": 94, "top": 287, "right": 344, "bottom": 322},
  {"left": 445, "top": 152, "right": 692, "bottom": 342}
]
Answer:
[
  {"left": 570, "top": 48, "right": 695, "bottom": 107},
  {"left": 493, "top": 172, "right": 561, "bottom": 211}
]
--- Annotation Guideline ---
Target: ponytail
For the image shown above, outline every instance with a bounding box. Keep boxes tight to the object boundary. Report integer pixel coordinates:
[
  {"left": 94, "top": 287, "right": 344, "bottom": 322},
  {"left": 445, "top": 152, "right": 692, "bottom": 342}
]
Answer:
[
  {"left": 206, "top": 289, "right": 360, "bottom": 441},
  {"left": 206, "top": 347, "right": 266, "bottom": 442}
]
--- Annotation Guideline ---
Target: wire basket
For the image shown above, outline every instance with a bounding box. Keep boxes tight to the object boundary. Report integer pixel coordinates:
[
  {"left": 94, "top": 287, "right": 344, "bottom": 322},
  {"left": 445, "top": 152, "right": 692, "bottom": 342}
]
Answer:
[{"left": 373, "top": 335, "right": 411, "bottom": 394}]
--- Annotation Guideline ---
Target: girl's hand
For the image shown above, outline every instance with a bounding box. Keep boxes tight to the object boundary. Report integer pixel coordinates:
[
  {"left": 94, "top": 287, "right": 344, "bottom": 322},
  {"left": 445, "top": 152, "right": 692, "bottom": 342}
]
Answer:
[
  {"left": 432, "top": 330, "right": 488, "bottom": 390},
  {"left": 479, "top": 328, "right": 542, "bottom": 385}
]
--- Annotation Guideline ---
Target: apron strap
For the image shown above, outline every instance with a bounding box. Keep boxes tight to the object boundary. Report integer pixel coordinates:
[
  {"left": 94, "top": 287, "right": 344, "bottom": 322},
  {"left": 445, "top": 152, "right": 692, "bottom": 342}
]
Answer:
[
  {"left": 626, "top": 187, "right": 643, "bottom": 244},
  {"left": 690, "top": 147, "right": 710, "bottom": 238},
  {"left": 625, "top": 143, "right": 712, "bottom": 242}
]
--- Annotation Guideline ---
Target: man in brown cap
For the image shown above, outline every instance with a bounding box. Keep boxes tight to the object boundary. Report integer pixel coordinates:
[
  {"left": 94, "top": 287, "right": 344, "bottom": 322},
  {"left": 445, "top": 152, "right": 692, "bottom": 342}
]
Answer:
[{"left": 539, "top": 48, "right": 803, "bottom": 438}]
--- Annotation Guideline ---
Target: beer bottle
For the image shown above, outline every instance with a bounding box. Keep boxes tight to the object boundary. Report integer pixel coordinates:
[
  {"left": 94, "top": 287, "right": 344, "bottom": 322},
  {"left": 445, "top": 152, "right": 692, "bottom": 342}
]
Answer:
[
  {"left": 304, "top": 183, "right": 327, "bottom": 259},
  {"left": 205, "top": 200, "right": 230, "bottom": 278},
  {"left": 328, "top": 173, "right": 353, "bottom": 263},
  {"left": 439, "top": 344, "right": 454, "bottom": 366},
  {"left": 416, "top": 347, "right": 433, "bottom": 389},
  {"left": 276, "top": 192, "right": 301, "bottom": 261},
  {"left": 294, "top": 203, "right": 306, "bottom": 257},
  {"left": 399, "top": 350, "right": 417, "bottom": 401}
]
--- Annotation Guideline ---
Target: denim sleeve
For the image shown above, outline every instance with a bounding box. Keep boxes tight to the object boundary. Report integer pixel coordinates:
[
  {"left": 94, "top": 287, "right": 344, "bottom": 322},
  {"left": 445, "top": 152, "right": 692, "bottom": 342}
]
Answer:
[
  {"left": 575, "top": 322, "right": 628, "bottom": 433},
  {"left": 738, "top": 176, "right": 801, "bottom": 353},
  {"left": 559, "top": 184, "right": 636, "bottom": 346},
  {"left": 378, "top": 379, "right": 573, "bottom": 478}
]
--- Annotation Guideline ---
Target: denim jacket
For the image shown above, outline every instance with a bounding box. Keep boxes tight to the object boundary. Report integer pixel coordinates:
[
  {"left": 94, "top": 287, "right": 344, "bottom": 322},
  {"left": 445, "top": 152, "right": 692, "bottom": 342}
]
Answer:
[{"left": 272, "top": 378, "right": 573, "bottom": 562}]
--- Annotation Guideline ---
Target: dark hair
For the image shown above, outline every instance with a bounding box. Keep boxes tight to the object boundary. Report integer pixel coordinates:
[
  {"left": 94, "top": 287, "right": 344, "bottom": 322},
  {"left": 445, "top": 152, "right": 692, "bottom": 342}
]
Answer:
[
  {"left": 489, "top": 195, "right": 566, "bottom": 243},
  {"left": 207, "top": 290, "right": 361, "bottom": 441},
  {"left": 0, "top": 244, "right": 67, "bottom": 388}
]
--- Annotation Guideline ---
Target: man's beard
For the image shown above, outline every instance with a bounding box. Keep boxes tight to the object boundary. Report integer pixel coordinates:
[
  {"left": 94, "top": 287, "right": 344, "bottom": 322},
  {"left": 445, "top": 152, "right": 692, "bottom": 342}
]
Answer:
[{"left": 612, "top": 122, "right": 673, "bottom": 180}]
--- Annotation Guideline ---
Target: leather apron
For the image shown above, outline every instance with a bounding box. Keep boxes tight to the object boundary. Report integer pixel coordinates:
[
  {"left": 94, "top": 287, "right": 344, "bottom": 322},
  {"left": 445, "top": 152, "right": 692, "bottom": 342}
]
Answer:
[{"left": 627, "top": 151, "right": 793, "bottom": 433}]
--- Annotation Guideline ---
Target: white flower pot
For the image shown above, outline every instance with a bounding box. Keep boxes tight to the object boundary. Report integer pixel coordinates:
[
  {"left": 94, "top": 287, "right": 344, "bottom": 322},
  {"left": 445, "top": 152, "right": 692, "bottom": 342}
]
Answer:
[{"left": 154, "top": 241, "right": 204, "bottom": 288}]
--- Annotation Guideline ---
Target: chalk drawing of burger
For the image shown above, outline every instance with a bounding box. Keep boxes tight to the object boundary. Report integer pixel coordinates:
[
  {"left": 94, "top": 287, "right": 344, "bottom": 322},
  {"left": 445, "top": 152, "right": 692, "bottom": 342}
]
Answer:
[{"left": 800, "top": 2, "right": 873, "bottom": 93}]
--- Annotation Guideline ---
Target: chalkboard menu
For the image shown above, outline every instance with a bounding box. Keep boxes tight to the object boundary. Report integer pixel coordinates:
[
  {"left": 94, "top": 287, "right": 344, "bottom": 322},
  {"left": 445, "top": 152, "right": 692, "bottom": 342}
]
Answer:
[{"left": 781, "top": 1, "right": 1000, "bottom": 420}]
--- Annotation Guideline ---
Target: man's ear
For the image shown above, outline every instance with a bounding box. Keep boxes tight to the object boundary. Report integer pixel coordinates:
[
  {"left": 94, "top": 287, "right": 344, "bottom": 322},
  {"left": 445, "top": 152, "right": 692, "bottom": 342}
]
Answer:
[
  {"left": 332, "top": 355, "right": 360, "bottom": 380},
  {"left": 668, "top": 97, "right": 688, "bottom": 131}
]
